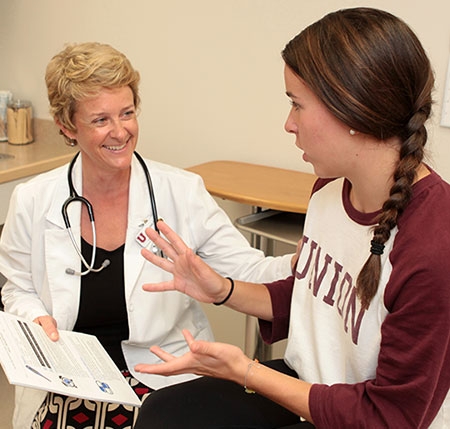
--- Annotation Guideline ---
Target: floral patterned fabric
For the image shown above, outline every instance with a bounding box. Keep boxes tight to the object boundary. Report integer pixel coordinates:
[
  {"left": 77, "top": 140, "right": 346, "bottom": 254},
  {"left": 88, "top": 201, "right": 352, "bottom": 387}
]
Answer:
[{"left": 31, "top": 371, "right": 152, "bottom": 429}]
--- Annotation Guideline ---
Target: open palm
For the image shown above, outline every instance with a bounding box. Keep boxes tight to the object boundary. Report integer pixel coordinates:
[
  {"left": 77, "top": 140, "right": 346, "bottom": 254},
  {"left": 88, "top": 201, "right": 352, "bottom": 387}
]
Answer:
[{"left": 141, "top": 220, "right": 229, "bottom": 304}]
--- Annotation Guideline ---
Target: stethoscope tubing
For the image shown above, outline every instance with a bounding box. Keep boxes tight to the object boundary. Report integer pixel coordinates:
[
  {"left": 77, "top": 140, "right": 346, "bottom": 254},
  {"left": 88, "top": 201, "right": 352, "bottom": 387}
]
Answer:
[{"left": 62, "top": 151, "right": 159, "bottom": 275}]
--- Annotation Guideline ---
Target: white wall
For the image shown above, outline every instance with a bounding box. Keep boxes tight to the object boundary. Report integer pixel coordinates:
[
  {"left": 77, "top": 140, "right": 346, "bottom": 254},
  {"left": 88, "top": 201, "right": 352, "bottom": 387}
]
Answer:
[{"left": 1, "top": 0, "right": 450, "bottom": 176}]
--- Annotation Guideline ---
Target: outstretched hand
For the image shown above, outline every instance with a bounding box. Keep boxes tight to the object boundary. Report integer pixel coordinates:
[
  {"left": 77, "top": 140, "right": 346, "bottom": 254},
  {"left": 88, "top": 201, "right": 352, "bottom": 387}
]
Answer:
[
  {"left": 135, "top": 329, "right": 250, "bottom": 384},
  {"left": 141, "top": 220, "right": 231, "bottom": 304}
]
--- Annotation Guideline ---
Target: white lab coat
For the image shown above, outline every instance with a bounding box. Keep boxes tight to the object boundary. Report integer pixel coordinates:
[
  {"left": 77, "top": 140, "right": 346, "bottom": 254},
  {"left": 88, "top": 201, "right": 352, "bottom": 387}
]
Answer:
[{"left": 0, "top": 154, "right": 293, "bottom": 429}]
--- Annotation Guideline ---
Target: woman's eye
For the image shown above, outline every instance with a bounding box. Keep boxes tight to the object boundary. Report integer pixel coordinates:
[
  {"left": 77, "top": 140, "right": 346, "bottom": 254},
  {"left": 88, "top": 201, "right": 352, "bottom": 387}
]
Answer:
[
  {"left": 92, "top": 117, "right": 107, "bottom": 126},
  {"left": 290, "top": 100, "right": 301, "bottom": 111},
  {"left": 122, "top": 110, "right": 136, "bottom": 119}
]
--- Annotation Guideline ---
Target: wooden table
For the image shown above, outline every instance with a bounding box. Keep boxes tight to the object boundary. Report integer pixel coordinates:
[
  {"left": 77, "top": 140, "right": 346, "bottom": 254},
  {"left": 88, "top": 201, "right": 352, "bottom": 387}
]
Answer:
[
  {"left": 186, "top": 160, "right": 317, "bottom": 359},
  {"left": 186, "top": 160, "right": 316, "bottom": 213}
]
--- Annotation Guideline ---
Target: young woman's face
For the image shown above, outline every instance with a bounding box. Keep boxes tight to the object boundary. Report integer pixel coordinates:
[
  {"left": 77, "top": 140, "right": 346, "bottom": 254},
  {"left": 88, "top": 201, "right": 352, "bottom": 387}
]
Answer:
[
  {"left": 64, "top": 86, "right": 138, "bottom": 175},
  {"left": 283, "top": 65, "right": 356, "bottom": 178}
]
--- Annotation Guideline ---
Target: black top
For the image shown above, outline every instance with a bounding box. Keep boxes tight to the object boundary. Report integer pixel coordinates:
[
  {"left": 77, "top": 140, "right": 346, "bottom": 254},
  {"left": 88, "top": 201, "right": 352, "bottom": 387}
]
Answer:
[{"left": 74, "top": 238, "right": 129, "bottom": 370}]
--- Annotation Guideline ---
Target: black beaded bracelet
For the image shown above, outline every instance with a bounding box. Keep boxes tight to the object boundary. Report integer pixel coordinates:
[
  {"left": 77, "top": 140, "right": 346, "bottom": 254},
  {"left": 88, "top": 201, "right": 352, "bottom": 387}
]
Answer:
[{"left": 213, "top": 277, "right": 234, "bottom": 306}]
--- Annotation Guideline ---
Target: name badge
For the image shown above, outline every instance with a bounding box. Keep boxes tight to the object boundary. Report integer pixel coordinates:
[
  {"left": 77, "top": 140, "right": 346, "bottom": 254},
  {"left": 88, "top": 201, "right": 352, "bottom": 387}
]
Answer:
[{"left": 135, "top": 220, "right": 159, "bottom": 254}]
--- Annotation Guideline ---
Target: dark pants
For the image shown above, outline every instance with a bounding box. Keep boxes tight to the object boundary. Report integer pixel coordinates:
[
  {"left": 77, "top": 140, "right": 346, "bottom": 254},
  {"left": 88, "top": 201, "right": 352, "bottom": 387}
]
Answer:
[{"left": 134, "top": 359, "right": 315, "bottom": 429}]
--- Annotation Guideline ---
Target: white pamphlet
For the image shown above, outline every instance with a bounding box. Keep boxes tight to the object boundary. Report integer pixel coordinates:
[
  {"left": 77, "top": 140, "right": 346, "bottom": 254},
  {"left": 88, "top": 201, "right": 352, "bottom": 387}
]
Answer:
[{"left": 0, "top": 311, "right": 140, "bottom": 407}]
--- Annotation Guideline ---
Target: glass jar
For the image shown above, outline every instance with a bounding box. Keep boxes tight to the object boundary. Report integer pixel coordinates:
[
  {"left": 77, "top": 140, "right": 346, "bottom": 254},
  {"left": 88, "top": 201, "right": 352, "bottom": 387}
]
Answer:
[
  {"left": 0, "top": 90, "right": 12, "bottom": 141},
  {"left": 7, "top": 99, "right": 34, "bottom": 145}
]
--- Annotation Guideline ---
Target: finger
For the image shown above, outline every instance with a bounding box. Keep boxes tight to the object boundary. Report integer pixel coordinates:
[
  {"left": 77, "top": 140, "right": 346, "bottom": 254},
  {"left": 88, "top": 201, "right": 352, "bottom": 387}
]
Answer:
[
  {"left": 134, "top": 353, "right": 191, "bottom": 376},
  {"left": 34, "top": 316, "right": 59, "bottom": 341},
  {"left": 143, "top": 227, "right": 178, "bottom": 261},
  {"left": 141, "top": 247, "right": 174, "bottom": 273},
  {"left": 149, "top": 345, "right": 177, "bottom": 362},
  {"left": 182, "top": 329, "right": 195, "bottom": 347},
  {"left": 182, "top": 330, "right": 214, "bottom": 357},
  {"left": 134, "top": 362, "right": 181, "bottom": 376},
  {"left": 142, "top": 279, "right": 176, "bottom": 293},
  {"left": 156, "top": 220, "right": 190, "bottom": 255}
]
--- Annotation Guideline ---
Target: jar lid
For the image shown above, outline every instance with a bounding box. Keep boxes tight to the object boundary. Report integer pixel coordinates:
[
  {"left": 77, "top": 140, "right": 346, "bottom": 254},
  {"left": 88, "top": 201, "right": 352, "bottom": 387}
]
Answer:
[
  {"left": 7, "top": 99, "right": 31, "bottom": 109},
  {"left": 0, "top": 90, "right": 12, "bottom": 105}
]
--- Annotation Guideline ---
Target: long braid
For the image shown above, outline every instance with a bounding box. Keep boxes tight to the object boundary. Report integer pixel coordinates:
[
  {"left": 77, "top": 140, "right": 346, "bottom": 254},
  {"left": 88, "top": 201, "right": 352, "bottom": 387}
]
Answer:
[{"left": 357, "top": 83, "right": 432, "bottom": 307}]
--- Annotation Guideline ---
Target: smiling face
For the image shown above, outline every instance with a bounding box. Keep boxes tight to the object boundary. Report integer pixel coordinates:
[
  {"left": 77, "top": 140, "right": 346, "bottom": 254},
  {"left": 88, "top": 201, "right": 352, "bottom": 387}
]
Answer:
[
  {"left": 283, "top": 65, "right": 357, "bottom": 179},
  {"left": 61, "top": 86, "right": 138, "bottom": 176}
]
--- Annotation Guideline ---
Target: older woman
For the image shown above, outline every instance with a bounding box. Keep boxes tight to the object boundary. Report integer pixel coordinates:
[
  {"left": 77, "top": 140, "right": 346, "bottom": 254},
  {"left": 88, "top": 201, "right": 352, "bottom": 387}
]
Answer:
[{"left": 0, "top": 42, "right": 295, "bottom": 428}]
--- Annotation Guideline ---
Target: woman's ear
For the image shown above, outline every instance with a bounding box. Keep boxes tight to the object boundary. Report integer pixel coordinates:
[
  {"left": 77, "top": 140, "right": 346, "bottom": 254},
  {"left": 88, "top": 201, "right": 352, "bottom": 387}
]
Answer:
[{"left": 55, "top": 118, "right": 76, "bottom": 141}]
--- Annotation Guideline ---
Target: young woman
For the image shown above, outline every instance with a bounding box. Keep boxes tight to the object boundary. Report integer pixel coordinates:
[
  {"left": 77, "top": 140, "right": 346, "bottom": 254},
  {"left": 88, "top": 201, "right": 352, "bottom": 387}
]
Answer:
[{"left": 134, "top": 8, "right": 450, "bottom": 428}]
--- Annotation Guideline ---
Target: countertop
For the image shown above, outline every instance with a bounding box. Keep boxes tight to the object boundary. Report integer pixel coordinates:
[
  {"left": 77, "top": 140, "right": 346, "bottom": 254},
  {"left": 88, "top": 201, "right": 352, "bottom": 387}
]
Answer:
[{"left": 0, "top": 119, "right": 77, "bottom": 184}]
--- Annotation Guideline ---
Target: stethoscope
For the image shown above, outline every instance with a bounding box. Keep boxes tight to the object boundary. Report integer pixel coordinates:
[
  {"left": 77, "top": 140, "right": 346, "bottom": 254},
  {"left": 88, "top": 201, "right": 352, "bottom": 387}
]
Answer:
[{"left": 62, "top": 151, "right": 161, "bottom": 276}]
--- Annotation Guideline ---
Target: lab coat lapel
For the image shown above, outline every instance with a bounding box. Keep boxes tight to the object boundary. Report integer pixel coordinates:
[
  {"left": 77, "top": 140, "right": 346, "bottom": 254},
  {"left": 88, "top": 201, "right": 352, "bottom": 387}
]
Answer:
[
  {"left": 124, "top": 156, "right": 156, "bottom": 299},
  {"left": 45, "top": 228, "right": 80, "bottom": 328},
  {"left": 44, "top": 158, "right": 82, "bottom": 328}
]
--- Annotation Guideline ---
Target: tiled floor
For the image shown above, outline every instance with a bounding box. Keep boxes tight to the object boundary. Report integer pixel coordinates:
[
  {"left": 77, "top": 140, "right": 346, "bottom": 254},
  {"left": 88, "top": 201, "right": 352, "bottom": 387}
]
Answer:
[{"left": 0, "top": 365, "right": 14, "bottom": 429}]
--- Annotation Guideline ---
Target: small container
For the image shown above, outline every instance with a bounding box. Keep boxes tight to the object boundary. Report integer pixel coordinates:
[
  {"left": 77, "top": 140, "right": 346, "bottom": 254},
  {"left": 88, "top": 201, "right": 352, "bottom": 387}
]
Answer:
[
  {"left": 7, "top": 99, "right": 34, "bottom": 145},
  {"left": 0, "top": 90, "right": 13, "bottom": 141}
]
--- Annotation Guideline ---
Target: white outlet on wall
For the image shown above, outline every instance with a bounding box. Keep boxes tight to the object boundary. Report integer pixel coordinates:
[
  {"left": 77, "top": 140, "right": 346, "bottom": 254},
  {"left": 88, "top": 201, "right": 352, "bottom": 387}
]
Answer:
[{"left": 441, "top": 56, "right": 450, "bottom": 128}]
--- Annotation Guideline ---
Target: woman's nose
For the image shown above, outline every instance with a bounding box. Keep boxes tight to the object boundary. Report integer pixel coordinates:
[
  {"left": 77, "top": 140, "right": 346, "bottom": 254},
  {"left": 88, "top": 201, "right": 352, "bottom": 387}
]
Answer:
[
  {"left": 284, "top": 110, "right": 297, "bottom": 134},
  {"left": 110, "top": 119, "right": 128, "bottom": 138}
]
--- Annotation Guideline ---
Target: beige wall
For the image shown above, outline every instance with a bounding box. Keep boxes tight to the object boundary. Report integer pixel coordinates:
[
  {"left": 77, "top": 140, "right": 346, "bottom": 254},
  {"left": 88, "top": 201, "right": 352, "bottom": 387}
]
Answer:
[
  {"left": 1, "top": 1, "right": 450, "bottom": 175},
  {"left": 1, "top": 0, "right": 450, "bottom": 352}
]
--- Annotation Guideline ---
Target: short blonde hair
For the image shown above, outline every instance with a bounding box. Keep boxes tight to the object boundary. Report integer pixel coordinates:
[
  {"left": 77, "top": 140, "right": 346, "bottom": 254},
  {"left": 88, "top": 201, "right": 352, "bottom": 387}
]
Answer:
[{"left": 45, "top": 42, "right": 140, "bottom": 140}]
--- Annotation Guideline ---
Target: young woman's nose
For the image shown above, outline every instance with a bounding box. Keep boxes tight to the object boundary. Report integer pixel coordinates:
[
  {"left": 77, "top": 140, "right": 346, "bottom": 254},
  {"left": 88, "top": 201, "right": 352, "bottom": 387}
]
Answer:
[{"left": 284, "top": 109, "right": 297, "bottom": 134}]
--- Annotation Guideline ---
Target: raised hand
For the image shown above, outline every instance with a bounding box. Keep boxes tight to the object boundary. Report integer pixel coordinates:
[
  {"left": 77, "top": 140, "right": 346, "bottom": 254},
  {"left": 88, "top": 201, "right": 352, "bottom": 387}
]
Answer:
[{"left": 141, "top": 220, "right": 232, "bottom": 304}]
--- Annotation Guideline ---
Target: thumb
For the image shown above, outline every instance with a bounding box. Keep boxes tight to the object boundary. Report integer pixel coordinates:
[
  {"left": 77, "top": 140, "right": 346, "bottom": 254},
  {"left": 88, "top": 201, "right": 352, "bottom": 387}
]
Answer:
[
  {"left": 35, "top": 316, "right": 59, "bottom": 342},
  {"left": 183, "top": 330, "right": 215, "bottom": 357},
  {"left": 182, "top": 329, "right": 208, "bottom": 354}
]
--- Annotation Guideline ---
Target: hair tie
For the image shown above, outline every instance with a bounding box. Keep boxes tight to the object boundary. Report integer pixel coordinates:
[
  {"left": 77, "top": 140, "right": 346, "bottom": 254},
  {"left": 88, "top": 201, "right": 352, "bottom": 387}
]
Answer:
[
  {"left": 370, "top": 240, "right": 384, "bottom": 255},
  {"left": 213, "top": 277, "right": 234, "bottom": 306}
]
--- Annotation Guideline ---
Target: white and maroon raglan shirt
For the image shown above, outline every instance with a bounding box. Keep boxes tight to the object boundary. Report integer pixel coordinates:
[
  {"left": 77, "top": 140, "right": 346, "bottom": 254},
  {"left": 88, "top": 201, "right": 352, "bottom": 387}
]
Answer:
[{"left": 260, "top": 170, "right": 450, "bottom": 428}]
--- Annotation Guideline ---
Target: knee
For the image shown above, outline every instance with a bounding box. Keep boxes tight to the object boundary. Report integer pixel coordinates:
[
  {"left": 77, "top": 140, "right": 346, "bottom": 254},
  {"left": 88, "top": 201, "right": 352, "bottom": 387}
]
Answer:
[
  {"left": 135, "top": 385, "right": 186, "bottom": 428},
  {"left": 135, "top": 389, "right": 168, "bottom": 426}
]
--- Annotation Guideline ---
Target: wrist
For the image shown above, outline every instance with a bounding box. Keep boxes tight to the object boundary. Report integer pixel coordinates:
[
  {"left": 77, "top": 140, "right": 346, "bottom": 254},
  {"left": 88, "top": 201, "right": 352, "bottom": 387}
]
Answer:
[
  {"left": 213, "top": 277, "right": 234, "bottom": 306},
  {"left": 243, "top": 358, "right": 260, "bottom": 394}
]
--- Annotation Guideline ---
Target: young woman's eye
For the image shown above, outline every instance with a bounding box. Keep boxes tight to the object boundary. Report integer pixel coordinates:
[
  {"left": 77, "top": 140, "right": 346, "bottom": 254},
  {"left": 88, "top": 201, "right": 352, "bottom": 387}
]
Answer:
[{"left": 290, "top": 100, "right": 301, "bottom": 111}]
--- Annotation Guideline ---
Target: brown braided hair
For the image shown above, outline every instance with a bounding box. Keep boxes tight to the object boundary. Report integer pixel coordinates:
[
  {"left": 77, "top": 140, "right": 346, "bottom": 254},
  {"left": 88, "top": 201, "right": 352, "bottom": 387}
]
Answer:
[{"left": 282, "top": 8, "right": 434, "bottom": 309}]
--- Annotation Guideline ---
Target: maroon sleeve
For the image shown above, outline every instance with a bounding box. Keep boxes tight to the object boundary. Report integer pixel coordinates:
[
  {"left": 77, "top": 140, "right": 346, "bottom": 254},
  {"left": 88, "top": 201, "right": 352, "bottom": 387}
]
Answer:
[
  {"left": 259, "top": 276, "right": 295, "bottom": 344},
  {"left": 309, "top": 217, "right": 450, "bottom": 428}
]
